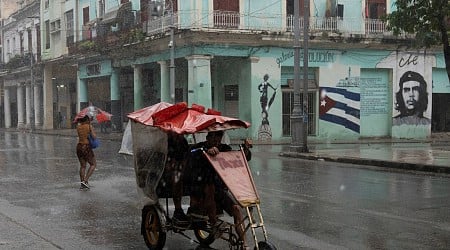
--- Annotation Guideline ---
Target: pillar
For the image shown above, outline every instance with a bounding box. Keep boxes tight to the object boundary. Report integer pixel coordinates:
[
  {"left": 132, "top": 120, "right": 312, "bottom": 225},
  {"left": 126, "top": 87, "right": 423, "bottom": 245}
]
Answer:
[
  {"left": 34, "top": 84, "right": 42, "bottom": 128},
  {"left": 110, "top": 69, "right": 122, "bottom": 131},
  {"left": 17, "top": 85, "right": 25, "bottom": 129},
  {"left": 133, "top": 64, "right": 143, "bottom": 110},
  {"left": 43, "top": 66, "right": 54, "bottom": 130},
  {"left": 78, "top": 77, "right": 88, "bottom": 110},
  {"left": 158, "top": 61, "right": 170, "bottom": 103},
  {"left": 186, "top": 55, "right": 213, "bottom": 107},
  {"left": 26, "top": 85, "right": 32, "bottom": 128},
  {"left": 4, "top": 88, "right": 11, "bottom": 128}
]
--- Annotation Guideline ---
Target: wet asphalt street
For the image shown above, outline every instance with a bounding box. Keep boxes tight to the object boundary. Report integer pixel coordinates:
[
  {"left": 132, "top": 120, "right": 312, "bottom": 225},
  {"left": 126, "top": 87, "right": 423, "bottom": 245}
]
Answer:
[{"left": 1, "top": 131, "right": 450, "bottom": 249}]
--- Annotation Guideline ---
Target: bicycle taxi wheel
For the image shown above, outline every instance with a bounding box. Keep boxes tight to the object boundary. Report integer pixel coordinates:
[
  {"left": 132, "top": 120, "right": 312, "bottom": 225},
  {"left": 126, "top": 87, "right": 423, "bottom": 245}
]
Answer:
[{"left": 142, "top": 205, "right": 166, "bottom": 249}]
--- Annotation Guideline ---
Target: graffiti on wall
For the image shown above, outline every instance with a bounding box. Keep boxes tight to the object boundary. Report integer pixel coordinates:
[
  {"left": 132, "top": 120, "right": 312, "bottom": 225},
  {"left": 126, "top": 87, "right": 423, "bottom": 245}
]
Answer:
[
  {"left": 393, "top": 71, "right": 431, "bottom": 126},
  {"left": 257, "top": 74, "right": 277, "bottom": 140},
  {"left": 319, "top": 87, "right": 360, "bottom": 133}
]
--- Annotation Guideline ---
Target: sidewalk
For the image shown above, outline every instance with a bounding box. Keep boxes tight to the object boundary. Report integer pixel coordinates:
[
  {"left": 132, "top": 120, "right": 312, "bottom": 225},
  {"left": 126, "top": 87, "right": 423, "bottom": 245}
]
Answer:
[
  {"left": 281, "top": 133, "right": 450, "bottom": 174},
  {"left": 19, "top": 128, "right": 450, "bottom": 174}
]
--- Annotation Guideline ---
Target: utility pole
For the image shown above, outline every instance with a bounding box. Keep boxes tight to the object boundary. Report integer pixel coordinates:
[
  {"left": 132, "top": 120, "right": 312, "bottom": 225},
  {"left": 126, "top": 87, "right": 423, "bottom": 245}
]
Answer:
[
  {"left": 151, "top": 0, "right": 175, "bottom": 103},
  {"left": 291, "top": 0, "right": 309, "bottom": 152},
  {"left": 169, "top": 1, "right": 175, "bottom": 103},
  {"left": 302, "top": 0, "right": 309, "bottom": 152}
]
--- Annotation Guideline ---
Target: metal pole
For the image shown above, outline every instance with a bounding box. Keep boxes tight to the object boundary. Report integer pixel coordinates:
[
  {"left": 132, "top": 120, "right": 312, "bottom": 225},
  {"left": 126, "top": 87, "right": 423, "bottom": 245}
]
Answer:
[
  {"left": 169, "top": 2, "right": 175, "bottom": 103},
  {"left": 302, "top": 0, "right": 309, "bottom": 152},
  {"left": 290, "top": 0, "right": 303, "bottom": 152}
]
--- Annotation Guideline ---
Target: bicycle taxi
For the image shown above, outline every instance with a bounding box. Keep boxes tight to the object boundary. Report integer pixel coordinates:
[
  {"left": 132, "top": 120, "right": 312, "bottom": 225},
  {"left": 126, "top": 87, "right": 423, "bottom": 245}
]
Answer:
[{"left": 120, "top": 102, "right": 276, "bottom": 250}]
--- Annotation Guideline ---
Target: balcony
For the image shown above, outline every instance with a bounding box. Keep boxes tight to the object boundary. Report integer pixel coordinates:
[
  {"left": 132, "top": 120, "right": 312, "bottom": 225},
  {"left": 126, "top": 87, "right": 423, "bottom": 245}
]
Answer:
[
  {"left": 69, "top": 10, "right": 405, "bottom": 55},
  {"left": 144, "top": 11, "right": 395, "bottom": 38},
  {"left": 5, "top": 53, "right": 33, "bottom": 70}
]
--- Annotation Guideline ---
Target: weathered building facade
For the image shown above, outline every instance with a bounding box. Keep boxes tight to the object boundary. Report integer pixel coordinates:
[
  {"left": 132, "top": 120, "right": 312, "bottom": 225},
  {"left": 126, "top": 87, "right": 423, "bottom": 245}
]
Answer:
[{"left": 1, "top": 0, "right": 449, "bottom": 142}]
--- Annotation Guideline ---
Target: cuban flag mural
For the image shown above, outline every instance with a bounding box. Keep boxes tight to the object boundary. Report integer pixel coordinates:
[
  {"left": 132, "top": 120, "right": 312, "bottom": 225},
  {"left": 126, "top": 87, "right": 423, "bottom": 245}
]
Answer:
[{"left": 319, "top": 87, "right": 360, "bottom": 133}]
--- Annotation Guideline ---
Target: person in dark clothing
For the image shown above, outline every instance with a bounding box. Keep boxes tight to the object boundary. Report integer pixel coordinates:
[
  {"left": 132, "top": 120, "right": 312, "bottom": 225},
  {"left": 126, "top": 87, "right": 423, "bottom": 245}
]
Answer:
[
  {"left": 188, "top": 131, "right": 252, "bottom": 246},
  {"left": 166, "top": 131, "right": 190, "bottom": 224}
]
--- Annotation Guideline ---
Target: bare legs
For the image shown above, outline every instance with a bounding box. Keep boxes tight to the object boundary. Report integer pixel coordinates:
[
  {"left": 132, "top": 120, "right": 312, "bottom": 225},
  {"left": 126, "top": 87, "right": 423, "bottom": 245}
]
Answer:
[{"left": 79, "top": 157, "right": 96, "bottom": 184}]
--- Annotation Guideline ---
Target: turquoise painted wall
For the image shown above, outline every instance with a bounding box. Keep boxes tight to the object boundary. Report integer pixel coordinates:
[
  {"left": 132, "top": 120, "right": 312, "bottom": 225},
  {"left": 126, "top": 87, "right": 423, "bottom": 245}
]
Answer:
[
  {"left": 123, "top": 43, "right": 449, "bottom": 141},
  {"left": 432, "top": 68, "right": 450, "bottom": 93},
  {"left": 360, "top": 69, "right": 392, "bottom": 137},
  {"left": 242, "top": 1, "right": 283, "bottom": 30}
]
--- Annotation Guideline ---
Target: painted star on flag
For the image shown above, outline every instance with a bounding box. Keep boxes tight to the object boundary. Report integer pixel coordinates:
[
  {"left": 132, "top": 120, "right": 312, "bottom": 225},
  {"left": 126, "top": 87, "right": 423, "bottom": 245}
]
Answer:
[{"left": 319, "top": 90, "right": 336, "bottom": 115}]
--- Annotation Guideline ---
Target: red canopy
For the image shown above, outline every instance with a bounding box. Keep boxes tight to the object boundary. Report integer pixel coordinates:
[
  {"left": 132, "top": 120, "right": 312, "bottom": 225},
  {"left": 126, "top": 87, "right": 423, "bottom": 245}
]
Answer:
[
  {"left": 127, "top": 102, "right": 172, "bottom": 125},
  {"left": 127, "top": 102, "right": 250, "bottom": 134},
  {"left": 73, "top": 106, "right": 112, "bottom": 123}
]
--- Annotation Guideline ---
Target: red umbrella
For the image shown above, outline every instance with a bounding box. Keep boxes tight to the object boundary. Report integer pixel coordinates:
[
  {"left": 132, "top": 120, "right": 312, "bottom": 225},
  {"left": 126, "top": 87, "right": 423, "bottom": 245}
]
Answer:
[
  {"left": 73, "top": 106, "right": 112, "bottom": 123},
  {"left": 96, "top": 112, "right": 111, "bottom": 123}
]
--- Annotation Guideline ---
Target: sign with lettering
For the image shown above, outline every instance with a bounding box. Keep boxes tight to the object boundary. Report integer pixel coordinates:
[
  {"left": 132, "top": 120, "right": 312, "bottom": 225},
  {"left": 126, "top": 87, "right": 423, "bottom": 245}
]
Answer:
[
  {"left": 276, "top": 50, "right": 336, "bottom": 67},
  {"left": 203, "top": 150, "right": 259, "bottom": 206}
]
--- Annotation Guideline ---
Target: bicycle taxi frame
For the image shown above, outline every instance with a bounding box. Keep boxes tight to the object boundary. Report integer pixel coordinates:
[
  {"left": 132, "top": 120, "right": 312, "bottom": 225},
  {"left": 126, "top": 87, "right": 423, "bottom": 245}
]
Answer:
[{"left": 120, "top": 102, "right": 276, "bottom": 250}]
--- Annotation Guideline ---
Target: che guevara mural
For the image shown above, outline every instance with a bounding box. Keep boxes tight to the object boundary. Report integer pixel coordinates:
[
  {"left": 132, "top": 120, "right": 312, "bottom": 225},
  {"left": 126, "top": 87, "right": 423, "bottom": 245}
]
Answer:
[{"left": 377, "top": 51, "right": 433, "bottom": 138}]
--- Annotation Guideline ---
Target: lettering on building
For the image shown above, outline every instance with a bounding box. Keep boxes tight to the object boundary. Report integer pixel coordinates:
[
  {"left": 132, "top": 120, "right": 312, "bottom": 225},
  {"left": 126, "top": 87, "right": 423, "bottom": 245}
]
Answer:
[{"left": 276, "top": 51, "right": 335, "bottom": 67}]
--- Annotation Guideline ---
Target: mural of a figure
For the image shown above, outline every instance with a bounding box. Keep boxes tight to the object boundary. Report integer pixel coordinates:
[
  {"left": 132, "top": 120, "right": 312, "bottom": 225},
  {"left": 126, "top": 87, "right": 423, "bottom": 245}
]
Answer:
[
  {"left": 257, "top": 74, "right": 277, "bottom": 140},
  {"left": 393, "top": 71, "right": 431, "bottom": 126}
]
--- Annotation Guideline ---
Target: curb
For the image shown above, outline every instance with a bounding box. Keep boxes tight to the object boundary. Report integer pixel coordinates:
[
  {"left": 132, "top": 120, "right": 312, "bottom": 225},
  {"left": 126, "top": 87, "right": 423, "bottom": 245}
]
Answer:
[{"left": 279, "top": 152, "right": 450, "bottom": 174}]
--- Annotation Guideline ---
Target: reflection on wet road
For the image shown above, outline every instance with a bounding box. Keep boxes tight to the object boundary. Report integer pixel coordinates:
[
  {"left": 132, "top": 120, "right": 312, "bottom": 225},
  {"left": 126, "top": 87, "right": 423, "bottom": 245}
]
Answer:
[{"left": 0, "top": 132, "right": 449, "bottom": 249}]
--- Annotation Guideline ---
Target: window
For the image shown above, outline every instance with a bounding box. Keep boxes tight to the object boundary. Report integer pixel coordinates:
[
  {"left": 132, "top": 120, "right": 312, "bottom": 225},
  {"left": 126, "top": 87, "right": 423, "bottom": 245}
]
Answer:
[
  {"left": 27, "top": 29, "right": 32, "bottom": 53},
  {"left": 65, "top": 10, "right": 74, "bottom": 45},
  {"left": 83, "top": 7, "right": 90, "bottom": 25},
  {"left": 45, "top": 20, "right": 50, "bottom": 49},
  {"left": 366, "top": 0, "right": 386, "bottom": 19},
  {"left": 50, "top": 19, "right": 61, "bottom": 33},
  {"left": 19, "top": 32, "right": 24, "bottom": 55},
  {"left": 213, "top": 0, "right": 239, "bottom": 28},
  {"left": 282, "top": 90, "right": 316, "bottom": 136},
  {"left": 287, "top": 0, "right": 308, "bottom": 16}
]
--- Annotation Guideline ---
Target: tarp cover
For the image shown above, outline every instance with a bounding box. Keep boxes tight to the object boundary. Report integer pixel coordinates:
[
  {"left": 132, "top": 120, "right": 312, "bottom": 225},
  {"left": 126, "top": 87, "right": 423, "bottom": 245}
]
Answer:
[
  {"left": 150, "top": 102, "right": 251, "bottom": 134},
  {"left": 127, "top": 102, "right": 172, "bottom": 126},
  {"left": 204, "top": 150, "right": 260, "bottom": 207},
  {"left": 131, "top": 121, "right": 167, "bottom": 204}
]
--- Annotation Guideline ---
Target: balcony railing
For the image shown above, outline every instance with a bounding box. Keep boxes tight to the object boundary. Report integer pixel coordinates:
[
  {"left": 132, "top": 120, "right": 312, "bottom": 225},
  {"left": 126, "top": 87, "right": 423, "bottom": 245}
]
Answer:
[
  {"left": 145, "top": 11, "right": 393, "bottom": 37},
  {"left": 72, "top": 10, "right": 401, "bottom": 52}
]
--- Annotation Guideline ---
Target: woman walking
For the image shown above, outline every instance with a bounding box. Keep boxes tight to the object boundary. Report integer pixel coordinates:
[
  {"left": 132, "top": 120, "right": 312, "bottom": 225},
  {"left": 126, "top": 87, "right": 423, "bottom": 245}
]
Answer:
[{"left": 76, "top": 115, "right": 97, "bottom": 190}]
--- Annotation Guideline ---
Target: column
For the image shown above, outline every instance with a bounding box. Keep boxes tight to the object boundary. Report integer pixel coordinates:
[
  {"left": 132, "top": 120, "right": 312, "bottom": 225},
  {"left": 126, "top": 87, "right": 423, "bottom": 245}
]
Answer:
[
  {"left": 158, "top": 61, "right": 170, "bottom": 103},
  {"left": 34, "top": 84, "right": 42, "bottom": 128},
  {"left": 4, "top": 88, "right": 11, "bottom": 128},
  {"left": 133, "top": 64, "right": 143, "bottom": 110},
  {"left": 186, "top": 55, "right": 213, "bottom": 107},
  {"left": 17, "top": 85, "right": 25, "bottom": 129},
  {"left": 110, "top": 69, "right": 122, "bottom": 131},
  {"left": 26, "top": 85, "right": 32, "bottom": 128},
  {"left": 42, "top": 66, "right": 54, "bottom": 130},
  {"left": 247, "top": 57, "right": 260, "bottom": 140},
  {"left": 78, "top": 77, "right": 88, "bottom": 110}
]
